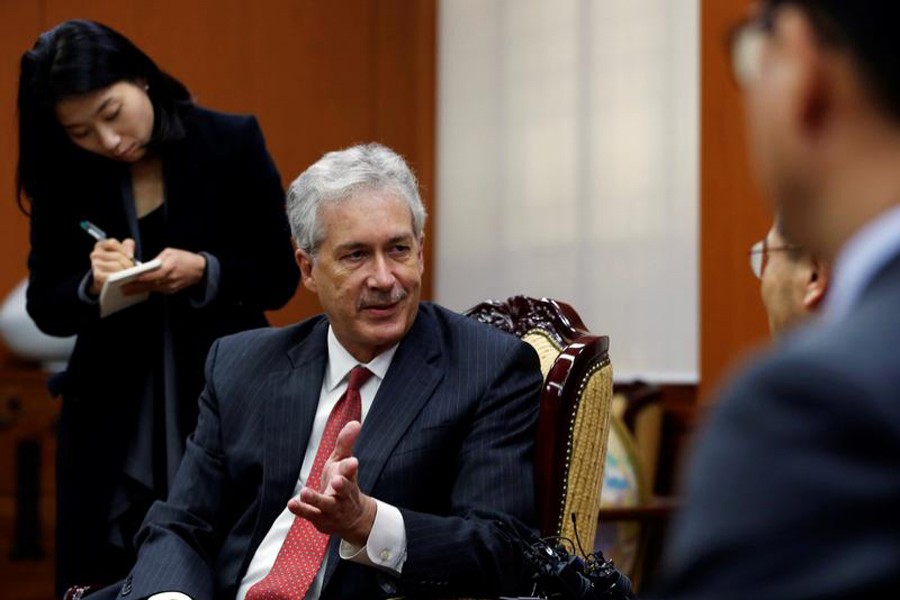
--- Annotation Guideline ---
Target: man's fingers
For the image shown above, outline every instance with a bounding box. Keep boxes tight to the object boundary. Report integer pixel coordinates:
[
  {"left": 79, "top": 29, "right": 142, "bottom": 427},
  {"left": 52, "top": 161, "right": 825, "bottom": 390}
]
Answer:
[
  {"left": 331, "top": 421, "right": 361, "bottom": 461},
  {"left": 330, "top": 474, "right": 356, "bottom": 495},
  {"left": 334, "top": 456, "right": 359, "bottom": 481},
  {"left": 317, "top": 457, "right": 358, "bottom": 494},
  {"left": 289, "top": 487, "right": 337, "bottom": 516},
  {"left": 288, "top": 495, "right": 317, "bottom": 518},
  {"left": 302, "top": 486, "right": 336, "bottom": 509},
  {"left": 288, "top": 478, "right": 372, "bottom": 541}
]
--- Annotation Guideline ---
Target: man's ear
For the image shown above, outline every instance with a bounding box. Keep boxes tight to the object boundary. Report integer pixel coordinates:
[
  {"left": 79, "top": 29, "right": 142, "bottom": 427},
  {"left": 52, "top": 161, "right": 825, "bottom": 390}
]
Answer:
[
  {"left": 778, "top": 7, "right": 834, "bottom": 141},
  {"left": 803, "top": 258, "right": 829, "bottom": 310},
  {"left": 296, "top": 249, "right": 318, "bottom": 294}
]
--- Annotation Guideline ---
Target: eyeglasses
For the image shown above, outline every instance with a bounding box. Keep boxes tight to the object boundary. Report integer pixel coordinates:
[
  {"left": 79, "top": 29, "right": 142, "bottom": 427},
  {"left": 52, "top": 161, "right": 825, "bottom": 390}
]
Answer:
[
  {"left": 728, "top": 6, "right": 776, "bottom": 87},
  {"left": 749, "top": 238, "right": 800, "bottom": 279}
]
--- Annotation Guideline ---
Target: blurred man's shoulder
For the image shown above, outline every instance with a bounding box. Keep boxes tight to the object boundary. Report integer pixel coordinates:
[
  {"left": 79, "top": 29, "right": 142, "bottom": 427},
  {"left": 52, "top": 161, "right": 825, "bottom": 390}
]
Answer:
[{"left": 718, "top": 304, "right": 900, "bottom": 433}]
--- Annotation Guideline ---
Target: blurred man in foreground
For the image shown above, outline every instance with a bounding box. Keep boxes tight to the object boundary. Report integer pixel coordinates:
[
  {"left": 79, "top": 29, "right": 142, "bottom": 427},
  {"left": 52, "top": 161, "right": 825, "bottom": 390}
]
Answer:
[{"left": 653, "top": 2, "right": 900, "bottom": 598}]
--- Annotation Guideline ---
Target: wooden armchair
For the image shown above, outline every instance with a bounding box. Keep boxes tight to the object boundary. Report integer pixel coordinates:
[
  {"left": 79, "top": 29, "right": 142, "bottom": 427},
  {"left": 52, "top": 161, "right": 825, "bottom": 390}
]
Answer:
[{"left": 465, "top": 296, "right": 613, "bottom": 556}]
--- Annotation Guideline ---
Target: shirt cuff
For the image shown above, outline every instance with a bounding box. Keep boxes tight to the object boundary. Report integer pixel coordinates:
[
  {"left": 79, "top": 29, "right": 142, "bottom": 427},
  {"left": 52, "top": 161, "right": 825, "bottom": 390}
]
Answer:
[
  {"left": 148, "top": 593, "right": 193, "bottom": 600},
  {"left": 188, "top": 252, "right": 220, "bottom": 308},
  {"left": 77, "top": 270, "right": 100, "bottom": 305},
  {"left": 339, "top": 499, "right": 407, "bottom": 574}
]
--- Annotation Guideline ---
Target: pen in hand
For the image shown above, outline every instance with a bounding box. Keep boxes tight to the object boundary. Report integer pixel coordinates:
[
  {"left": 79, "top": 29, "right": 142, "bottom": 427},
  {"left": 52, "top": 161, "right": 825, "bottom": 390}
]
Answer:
[{"left": 79, "top": 220, "right": 140, "bottom": 265}]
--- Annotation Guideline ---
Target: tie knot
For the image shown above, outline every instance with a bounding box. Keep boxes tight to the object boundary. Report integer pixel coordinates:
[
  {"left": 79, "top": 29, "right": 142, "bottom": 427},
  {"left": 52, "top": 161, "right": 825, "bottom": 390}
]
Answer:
[{"left": 347, "top": 365, "right": 373, "bottom": 393}]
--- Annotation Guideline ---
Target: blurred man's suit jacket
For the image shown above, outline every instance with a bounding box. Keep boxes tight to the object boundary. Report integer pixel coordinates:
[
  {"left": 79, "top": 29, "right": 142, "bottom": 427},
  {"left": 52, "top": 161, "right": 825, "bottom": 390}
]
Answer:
[{"left": 654, "top": 252, "right": 900, "bottom": 598}]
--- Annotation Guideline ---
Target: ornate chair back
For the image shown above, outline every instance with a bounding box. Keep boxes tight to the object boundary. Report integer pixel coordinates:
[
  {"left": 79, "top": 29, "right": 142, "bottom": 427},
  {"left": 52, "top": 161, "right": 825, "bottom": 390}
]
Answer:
[{"left": 465, "top": 296, "right": 613, "bottom": 556}]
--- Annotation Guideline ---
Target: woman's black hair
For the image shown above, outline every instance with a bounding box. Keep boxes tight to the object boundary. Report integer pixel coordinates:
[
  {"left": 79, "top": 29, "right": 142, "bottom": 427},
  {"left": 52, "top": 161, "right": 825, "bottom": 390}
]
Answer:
[{"left": 16, "top": 19, "right": 193, "bottom": 213}]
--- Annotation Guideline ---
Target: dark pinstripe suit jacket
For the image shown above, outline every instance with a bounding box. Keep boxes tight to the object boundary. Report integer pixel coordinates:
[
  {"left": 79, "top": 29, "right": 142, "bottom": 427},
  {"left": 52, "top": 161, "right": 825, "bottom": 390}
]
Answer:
[{"left": 116, "top": 302, "right": 543, "bottom": 600}]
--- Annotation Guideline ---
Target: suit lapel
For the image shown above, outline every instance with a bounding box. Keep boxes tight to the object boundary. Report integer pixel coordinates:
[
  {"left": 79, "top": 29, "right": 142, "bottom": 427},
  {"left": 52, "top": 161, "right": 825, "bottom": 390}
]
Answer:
[
  {"left": 357, "top": 307, "right": 444, "bottom": 492},
  {"left": 244, "top": 321, "right": 329, "bottom": 568},
  {"left": 322, "top": 307, "right": 444, "bottom": 587}
]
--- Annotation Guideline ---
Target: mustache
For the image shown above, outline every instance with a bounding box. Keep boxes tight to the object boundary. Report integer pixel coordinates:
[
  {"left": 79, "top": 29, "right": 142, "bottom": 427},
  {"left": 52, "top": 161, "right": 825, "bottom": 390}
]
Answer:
[{"left": 358, "top": 287, "right": 408, "bottom": 310}]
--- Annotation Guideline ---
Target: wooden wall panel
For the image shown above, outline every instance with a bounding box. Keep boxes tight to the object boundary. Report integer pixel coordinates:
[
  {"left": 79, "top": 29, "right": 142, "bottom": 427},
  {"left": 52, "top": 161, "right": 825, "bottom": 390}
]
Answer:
[
  {"left": 700, "top": 0, "right": 772, "bottom": 399},
  {"left": 0, "top": 3, "right": 44, "bottom": 364},
  {"left": 0, "top": 0, "right": 436, "bottom": 364}
]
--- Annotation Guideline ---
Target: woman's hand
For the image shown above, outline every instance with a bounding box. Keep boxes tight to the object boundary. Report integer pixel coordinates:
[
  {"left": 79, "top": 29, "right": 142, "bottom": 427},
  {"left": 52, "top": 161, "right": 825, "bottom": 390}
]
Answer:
[
  {"left": 89, "top": 238, "right": 136, "bottom": 295},
  {"left": 124, "top": 248, "right": 207, "bottom": 295}
]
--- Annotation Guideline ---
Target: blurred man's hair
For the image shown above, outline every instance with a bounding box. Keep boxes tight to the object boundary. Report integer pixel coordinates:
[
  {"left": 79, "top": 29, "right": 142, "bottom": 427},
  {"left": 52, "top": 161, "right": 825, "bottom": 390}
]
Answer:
[{"left": 766, "top": 1, "right": 900, "bottom": 123}]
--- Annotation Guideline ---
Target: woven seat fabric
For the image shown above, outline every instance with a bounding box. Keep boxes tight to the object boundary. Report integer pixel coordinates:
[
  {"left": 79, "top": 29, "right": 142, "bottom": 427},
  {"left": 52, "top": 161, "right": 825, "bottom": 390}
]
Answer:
[
  {"left": 557, "top": 362, "right": 613, "bottom": 552},
  {"left": 522, "top": 330, "right": 563, "bottom": 378}
]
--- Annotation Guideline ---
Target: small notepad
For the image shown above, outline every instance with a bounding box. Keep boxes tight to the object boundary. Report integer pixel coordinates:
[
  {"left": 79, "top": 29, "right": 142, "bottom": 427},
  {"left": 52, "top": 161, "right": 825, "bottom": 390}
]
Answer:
[{"left": 99, "top": 259, "right": 162, "bottom": 318}]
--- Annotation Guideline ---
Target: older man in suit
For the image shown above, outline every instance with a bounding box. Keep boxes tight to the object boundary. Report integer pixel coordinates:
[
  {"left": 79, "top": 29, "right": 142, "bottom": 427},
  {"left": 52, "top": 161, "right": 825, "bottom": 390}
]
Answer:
[
  {"left": 652, "top": 1, "right": 900, "bottom": 598},
  {"left": 107, "top": 143, "right": 542, "bottom": 600}
]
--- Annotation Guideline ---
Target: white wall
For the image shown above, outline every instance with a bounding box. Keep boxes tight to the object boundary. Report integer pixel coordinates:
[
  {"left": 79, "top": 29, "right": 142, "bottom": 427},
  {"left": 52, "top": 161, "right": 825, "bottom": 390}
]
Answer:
[{"left": 436, "top": 0, "right": 699, "bottom": 382}]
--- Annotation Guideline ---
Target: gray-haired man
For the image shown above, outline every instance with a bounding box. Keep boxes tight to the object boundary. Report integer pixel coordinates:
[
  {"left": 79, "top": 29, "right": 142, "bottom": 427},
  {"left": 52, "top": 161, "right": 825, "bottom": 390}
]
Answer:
[{"left": 105, "top": 144, "right": 543, "bottom": 600}]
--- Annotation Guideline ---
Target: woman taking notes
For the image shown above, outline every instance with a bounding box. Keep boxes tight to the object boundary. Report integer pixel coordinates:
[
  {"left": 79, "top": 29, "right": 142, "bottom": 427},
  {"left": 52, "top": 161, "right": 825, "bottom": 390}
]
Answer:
[{"left": 16, "top": 20, "right": 300, "bottom": 593}]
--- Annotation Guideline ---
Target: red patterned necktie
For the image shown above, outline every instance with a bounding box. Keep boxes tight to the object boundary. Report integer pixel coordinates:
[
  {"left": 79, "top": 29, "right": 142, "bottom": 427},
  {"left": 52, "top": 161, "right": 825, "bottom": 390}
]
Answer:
[{"left": 246, "top": 365, "right": 373, "bottom": 600}]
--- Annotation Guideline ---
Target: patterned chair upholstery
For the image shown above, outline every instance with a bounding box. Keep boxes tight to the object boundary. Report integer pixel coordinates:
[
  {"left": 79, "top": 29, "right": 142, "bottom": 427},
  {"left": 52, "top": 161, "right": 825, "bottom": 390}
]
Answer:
[{"left": 465, "top": 296, "right": 613, "bottom": 556}]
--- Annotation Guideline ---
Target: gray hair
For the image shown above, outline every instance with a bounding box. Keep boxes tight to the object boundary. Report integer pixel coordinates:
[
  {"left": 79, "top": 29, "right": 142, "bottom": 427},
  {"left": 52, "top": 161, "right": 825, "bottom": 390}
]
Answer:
[{"left": 286, "top": 143, "right": 427, "bottom": 256}]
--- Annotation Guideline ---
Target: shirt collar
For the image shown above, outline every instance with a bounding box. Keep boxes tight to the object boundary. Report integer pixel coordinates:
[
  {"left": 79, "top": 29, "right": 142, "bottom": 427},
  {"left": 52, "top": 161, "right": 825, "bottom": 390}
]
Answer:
[
  {"left": 825, "top": 204, "right": 900, "bottom": 322},
  {"left": 324, "top": 326, "right": 399, "bottom": 392}
]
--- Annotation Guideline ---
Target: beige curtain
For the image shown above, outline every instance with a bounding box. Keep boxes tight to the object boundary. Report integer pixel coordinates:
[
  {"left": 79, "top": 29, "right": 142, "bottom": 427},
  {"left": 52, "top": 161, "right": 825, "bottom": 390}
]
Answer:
[{"left": 436, "top": 0, "right": 699, "bottom": 381}]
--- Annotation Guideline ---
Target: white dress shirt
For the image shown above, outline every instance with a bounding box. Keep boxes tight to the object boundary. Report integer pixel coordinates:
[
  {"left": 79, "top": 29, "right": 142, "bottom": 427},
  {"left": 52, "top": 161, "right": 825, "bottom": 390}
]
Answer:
[
  {"left": 825, "top": 204, "right": 900, "bottom": 323},
  {"left": 152, "top": 327, "right": 407, "bottom": 600}
]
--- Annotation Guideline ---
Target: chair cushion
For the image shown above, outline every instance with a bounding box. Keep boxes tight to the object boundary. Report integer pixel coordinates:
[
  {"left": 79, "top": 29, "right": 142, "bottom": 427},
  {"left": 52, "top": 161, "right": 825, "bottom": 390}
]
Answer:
[{"left": 522, "top": 329, "right": 563, "bottom": 379}]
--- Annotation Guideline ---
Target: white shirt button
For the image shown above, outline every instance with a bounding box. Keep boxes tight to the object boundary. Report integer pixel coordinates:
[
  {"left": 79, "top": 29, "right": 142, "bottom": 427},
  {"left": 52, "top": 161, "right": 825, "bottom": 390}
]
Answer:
[{"left": 380, "top": 549, "right": 392, "bottom": 561}]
